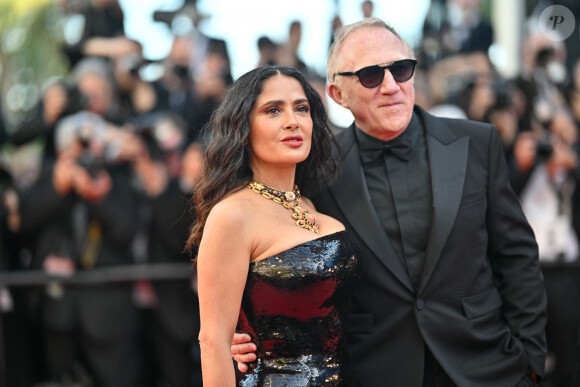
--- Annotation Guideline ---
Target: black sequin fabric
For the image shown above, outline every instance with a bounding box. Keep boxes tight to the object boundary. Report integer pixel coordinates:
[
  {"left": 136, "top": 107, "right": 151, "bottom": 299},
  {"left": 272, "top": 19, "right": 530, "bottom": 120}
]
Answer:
[{"left": 237, "top": 230, "right": 361, "bottom": 386}]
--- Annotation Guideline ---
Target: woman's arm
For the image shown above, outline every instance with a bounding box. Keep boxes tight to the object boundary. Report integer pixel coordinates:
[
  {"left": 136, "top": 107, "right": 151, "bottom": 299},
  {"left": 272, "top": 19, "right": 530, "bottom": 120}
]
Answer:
[{"left": 197, "top": 199, "right": 253, "bottom": 386}]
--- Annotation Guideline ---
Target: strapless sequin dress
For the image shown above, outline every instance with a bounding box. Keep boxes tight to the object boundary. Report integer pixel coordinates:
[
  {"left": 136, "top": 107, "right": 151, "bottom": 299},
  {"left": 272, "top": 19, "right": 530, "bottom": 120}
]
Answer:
[{"left": 237, "top": 230, "right": 361, "bottom": 387}]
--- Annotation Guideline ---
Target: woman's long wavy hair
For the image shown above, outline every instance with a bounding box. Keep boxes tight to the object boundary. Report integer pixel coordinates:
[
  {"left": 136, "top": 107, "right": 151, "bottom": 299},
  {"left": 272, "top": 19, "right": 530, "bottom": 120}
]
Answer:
[{"left": 186, "top": 65, "right": 336, "bottom": 249}]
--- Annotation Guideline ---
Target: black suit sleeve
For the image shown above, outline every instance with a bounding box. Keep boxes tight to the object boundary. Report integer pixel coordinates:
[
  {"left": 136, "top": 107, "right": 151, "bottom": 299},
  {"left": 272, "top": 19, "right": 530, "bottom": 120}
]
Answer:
[{"left": 486, "top": 127, "right": 547, "bottom": 378}]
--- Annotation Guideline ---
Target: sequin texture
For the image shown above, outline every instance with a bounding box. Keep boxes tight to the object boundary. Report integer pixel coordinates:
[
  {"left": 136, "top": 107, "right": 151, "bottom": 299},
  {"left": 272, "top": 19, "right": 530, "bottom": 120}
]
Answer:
[{"left": 237, "top": 230, "right": 362, "bottom": 386}]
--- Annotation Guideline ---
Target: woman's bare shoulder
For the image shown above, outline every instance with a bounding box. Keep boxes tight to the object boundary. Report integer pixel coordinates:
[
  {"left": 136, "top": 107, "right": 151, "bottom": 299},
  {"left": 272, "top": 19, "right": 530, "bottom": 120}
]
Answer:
[{"left": 206, "top": 188, "right": 255, "bottom": 230}]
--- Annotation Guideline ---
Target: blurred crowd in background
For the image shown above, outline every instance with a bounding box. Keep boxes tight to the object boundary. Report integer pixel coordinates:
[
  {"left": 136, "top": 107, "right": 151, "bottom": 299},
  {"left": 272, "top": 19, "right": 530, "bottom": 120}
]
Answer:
[{"left": 0, "top": 0, "right": 579, "bottom": 386}]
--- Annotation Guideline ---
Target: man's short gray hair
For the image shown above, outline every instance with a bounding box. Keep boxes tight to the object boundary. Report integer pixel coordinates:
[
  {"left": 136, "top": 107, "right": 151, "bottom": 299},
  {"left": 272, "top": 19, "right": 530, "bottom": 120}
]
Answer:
[{"left": 327, "top": 17, "right": 414, "bottom": 82}]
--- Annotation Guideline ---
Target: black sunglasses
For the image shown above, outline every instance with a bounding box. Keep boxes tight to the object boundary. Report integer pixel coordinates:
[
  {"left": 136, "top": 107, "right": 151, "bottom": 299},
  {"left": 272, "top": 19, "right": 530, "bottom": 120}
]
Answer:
[{"left": 335, "top": 59, "right": 417, "bottom": 88}]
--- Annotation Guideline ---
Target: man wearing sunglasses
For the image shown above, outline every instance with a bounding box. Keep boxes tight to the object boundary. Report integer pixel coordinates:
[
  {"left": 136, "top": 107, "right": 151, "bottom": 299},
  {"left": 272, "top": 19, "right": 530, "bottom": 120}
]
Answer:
[{"left": 231, "top": 17, "right": 546, "bottom": 387}]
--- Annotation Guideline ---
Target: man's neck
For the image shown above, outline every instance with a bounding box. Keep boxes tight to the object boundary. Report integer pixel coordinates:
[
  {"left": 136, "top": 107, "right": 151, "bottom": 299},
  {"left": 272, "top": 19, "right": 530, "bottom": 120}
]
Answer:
[{"left": 366, "top": 127, "right": 407, "bottom": 142}]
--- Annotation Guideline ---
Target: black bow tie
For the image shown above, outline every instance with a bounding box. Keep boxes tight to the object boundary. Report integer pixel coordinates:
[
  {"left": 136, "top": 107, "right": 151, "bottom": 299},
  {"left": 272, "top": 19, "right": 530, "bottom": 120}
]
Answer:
[{"left": 359, "top": 135, "right": 413, "bottom": 163}]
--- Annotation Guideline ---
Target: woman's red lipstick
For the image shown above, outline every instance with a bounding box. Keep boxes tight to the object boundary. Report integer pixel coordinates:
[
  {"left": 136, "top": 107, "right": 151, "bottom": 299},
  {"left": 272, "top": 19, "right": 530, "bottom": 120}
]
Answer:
[{"left": 281, "top": 135, "right": 304, "bottom": 147}]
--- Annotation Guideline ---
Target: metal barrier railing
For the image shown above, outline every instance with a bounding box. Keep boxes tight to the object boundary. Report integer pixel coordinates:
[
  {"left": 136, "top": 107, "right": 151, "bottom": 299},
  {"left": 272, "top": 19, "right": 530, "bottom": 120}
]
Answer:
[
  {"left": 0, "top": 262, "right": 197, "bottom": 386},
  {"left": 0, "top": 262, "right": 196, "bottom": 287}
]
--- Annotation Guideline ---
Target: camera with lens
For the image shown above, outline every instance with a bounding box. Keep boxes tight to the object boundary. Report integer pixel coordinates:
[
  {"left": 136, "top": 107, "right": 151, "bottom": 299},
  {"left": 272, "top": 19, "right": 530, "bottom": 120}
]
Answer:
[
  {"left": 535, "top": 133, "right": 554, "bottom": 161},
  {"left": 54, "top": 111, "right": 114, "bottom": 177},
  {"left": 75, "top": 124, "right": 106, "bottom": 177},
  {"left": 493, "top": 81, "right": 513, "bottom": 111},
  {"left": 536, "top": 46, "right": 555, "bottom": 69},
  {"left": 532, "top": 96, "right": 555, "bottom": 160}
]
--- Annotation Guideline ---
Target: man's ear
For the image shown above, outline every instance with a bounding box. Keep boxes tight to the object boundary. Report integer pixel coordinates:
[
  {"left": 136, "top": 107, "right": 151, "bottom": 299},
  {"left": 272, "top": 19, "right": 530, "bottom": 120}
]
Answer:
[{"left": 327, "top": 82, "right": 349, "bottom": 109}]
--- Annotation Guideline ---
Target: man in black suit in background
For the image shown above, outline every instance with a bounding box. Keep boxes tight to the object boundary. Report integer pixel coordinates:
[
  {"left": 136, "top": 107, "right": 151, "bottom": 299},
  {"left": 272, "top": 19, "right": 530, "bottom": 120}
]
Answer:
[{"left": 232, "top": 17, "right": 547, "bottom": 386}]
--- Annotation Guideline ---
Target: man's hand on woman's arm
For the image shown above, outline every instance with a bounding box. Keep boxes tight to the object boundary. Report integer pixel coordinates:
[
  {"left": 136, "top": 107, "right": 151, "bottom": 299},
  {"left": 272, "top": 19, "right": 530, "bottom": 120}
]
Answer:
[{"left": 231, "top": 332, "right": 257, "bottom": 373}]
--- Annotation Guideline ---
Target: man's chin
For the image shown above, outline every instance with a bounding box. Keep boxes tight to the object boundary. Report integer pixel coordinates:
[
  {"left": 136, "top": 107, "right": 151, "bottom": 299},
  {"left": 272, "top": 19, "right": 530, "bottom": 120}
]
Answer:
[{"left": 376, "top": 114, "right": 409, "bottom": 132}]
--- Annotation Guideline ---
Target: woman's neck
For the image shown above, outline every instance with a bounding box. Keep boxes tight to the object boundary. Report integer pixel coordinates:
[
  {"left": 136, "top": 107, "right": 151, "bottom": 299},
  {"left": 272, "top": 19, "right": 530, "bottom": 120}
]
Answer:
[{"left": 252, "top": 168, "right": 297, "bottom": 193}]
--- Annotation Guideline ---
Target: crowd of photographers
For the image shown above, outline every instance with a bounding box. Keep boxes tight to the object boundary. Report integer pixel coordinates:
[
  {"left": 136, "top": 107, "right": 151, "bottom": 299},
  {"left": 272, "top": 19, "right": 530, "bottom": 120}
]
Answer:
[
  {"left": 0, "top": 1, "right": 214, "bottom": 386},
  {"left": 0, "top": 0, "right": 580, "bottom": 386}
]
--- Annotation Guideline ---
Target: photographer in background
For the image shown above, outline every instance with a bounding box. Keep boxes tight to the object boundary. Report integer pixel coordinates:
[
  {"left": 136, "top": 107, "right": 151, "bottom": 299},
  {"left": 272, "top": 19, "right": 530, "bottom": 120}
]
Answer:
[
  {"left": 8, "top": 79, "right": 86, "bottom": 162},
  {"left": 513, "top": 32, "right": 568, "bottom": 134},
  {"left": 481, "top": 80, "right": 526, "bottom": 167},
  {"left": 8, "top": 56, "right": 121, "bottom": 168},
  {"left": 17, "top": 111, "right": 142, "bottom": 386},
  {"left": 71, "top": 56, "right": 126, "bottom": 125}
]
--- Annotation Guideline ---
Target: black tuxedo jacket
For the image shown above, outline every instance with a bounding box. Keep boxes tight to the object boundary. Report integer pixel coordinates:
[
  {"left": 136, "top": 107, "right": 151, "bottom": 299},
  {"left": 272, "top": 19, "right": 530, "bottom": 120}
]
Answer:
[{"left": 313, "top": 106, "right": 547, "bottom": 386}]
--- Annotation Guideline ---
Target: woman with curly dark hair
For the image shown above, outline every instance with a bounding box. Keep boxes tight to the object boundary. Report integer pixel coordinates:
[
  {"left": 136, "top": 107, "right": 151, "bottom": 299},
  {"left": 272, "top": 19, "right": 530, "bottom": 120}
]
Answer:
[{"left": 187, "top": 65, "right": 361, "bottom": 386}]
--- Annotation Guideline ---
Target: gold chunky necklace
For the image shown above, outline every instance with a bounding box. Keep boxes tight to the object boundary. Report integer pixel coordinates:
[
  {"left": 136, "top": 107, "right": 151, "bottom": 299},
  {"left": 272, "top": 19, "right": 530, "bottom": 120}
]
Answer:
[{"left": 248, "top": 181, "right": 319, "bottom": 234}]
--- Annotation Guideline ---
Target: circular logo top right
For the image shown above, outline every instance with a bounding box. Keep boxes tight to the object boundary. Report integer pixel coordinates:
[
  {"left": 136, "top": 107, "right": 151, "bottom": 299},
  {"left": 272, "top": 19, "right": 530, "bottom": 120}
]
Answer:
[{"left": 539, "top": 5, "right": 576, "bottom": 41}]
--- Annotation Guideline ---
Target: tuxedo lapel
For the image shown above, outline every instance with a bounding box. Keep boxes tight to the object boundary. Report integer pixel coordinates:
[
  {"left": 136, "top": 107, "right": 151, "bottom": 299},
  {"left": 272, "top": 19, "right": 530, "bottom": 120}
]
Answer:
[
  {"left": 330, "top": 126, "right": 414, "bottom": 292},
  {"left": 418, "top": 110, "right": 469, "bottom": 293}
]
